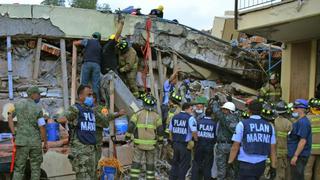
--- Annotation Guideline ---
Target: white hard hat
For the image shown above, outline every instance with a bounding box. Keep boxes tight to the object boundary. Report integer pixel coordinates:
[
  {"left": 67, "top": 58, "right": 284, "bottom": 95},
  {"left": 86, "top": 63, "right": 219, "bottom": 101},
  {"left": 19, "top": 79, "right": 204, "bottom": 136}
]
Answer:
[
  {"left": 222, "top": 102, "right": 236, "bottom": 112},
  {"left": 2, "top": 103, "right": 17, "bottom": 122}
]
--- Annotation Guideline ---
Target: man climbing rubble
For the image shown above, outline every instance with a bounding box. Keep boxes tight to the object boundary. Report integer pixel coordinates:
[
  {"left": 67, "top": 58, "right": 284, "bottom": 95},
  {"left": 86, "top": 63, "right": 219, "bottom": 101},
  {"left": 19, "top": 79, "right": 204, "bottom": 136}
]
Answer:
[
  {"left": 74, "top": 32, "right": 102, "bottom": 103},
  {"left": 149, "top": 5, "right": 164, "bottom": 18},
  {"left": 117, "top": 39, "right": 140, "bottom": 97},
  {"left": 101, "top": 16, "right": 125, "bottom": 75},
  {"left": 57, "top": 85, "right": 124, "bottom": 179},
  {"left": 259, "top": 73, "right": 282, "bottom": 103},
  {"left": 211, "top": 95, "right": 239, "bottom": 180},
  {"left": 125, "top": 94, "right": 163, "bottom": 180},
  {"left": 8, "top": 86, "right": 48, "bottom": 180}
]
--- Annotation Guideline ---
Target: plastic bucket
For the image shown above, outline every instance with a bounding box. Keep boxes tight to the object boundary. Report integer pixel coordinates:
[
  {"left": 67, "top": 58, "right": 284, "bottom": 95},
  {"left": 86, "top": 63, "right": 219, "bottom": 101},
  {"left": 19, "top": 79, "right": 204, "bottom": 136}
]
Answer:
[
  {"left": 115, "top": 116, "right": 128, "bottom": 135},
  {"left": 101, "top": 166, "right": 116, "bottom": 180},
  {"left": 46, "top": 123, "right": 60, "bottom": 141}
]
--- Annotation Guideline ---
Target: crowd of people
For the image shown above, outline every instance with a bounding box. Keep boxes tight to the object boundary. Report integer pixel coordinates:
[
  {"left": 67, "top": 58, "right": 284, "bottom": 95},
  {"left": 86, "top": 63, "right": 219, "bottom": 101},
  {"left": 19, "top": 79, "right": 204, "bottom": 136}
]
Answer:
[{"left": 4, "top": 4, "right": 319, "bottom": 180}]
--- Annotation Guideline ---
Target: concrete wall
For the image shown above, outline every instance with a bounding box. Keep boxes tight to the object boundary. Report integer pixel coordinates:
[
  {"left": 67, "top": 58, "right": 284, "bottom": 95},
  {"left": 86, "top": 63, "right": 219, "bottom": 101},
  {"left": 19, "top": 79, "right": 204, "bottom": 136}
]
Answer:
[
  {"left": 211, "top": 17, "right": 225, "bottom": 39},
  {"left": 212, "top": 17, "right": 239, "bottom": 42}
]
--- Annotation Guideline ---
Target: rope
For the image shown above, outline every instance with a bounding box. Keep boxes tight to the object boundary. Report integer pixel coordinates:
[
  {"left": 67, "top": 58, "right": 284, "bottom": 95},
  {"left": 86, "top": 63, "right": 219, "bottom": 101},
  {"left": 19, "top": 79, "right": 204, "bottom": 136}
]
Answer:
[
  {"left": 10, "top": 138, "right": 16, "bottom": 173},
  {"left": 141, "top": 18, "right": 152, "bottom": 91}
]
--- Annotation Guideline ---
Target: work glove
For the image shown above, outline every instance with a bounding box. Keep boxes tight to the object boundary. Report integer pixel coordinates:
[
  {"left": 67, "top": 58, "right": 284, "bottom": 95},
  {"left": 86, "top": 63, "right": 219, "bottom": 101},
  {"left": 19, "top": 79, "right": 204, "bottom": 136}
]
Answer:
[
  {"left": 270, "top": 167, "right": 276, "bottom": 180},
  {"left": 187, "top": 141, "right": 195, "bottom": 150},
  {"left": 125, "top": 133, "right": 132, "bottom": 143}
]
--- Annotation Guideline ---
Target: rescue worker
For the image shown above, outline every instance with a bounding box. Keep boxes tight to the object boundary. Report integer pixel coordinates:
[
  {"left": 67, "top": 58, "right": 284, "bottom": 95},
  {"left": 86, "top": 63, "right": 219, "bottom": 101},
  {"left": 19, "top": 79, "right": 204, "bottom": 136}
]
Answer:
[
  {"left": 126, "top": 94, "right": 163, "bottom": 180},
  {"left": 287, "top": 99, "right": 312, "bottom": 180},
  {"left": 162, "top": 92, "right": 182, "bottom": 163},
  {"left": 101, "top": 16, "right": 124, "bottom": 75},
  {"left": 189, "top": 81, "right": 203, "bottom": 102},
  {"left": 191, "top": 108, "right": 216, "bottom": 180},
  {"left": 274, "top": 100, "right": 293, "bottom": 180},
  {"left": 305, "top": 98, "right": 320, "bottom": 180},
  {"left": 259, "top": 73, "right": 282, "bottom": 103},
  {"left": 8, "top": 86, "right": 48, "bottom": 180},
  {"left": 169, "top": 102, "right": 198, "bottom": 180},
  {"left": 179, "top": 75, "right": 192, "bottom": 103},
  {"left": 162, "top": 68, "right": 179, "bottom": 127},
  {"left": 117, "top": 39, "right": 139, "bottom": 97},
  {"left": 149, "top": 5, "right": 164, "bottom": 18},
  {"left": 193, "top": 96, "right": 207, "bottom": 121},
  {"left": 57, "top": 85, "right": 115, "bottom": 179},
  {"left": 165, "top": 92, "right": 183, "bottom": 134},
  {"left": 92, "top": 93, "right": 125, "bottom": 178},
  {"left": 74, "top": 32, "right": 102, "bottom": 103},
  {"left": 228, "top": 100, "right": 277, "bottom": 180},
  {"left": 211, "top": 96, "right": 239, "bottom": 180}
]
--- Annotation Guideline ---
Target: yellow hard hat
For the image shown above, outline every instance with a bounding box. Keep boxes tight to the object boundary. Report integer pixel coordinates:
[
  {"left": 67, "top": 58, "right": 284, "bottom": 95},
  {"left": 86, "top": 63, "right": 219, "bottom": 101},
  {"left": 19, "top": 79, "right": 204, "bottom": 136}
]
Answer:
[
  {"left": 2, "top": 103, "right": 17, "bottom": 122},
  {"left": 109, "top": 34, "right": 116, "bottom": 40},
  {"left": 157, "top": 5, "right": 164, "bottom": 11}
]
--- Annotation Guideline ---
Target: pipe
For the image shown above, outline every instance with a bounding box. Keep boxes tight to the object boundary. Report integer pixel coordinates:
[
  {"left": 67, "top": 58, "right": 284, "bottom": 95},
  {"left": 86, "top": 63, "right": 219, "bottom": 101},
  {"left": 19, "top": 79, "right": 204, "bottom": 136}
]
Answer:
[{"left": 7, "top": 36, "right": 14, "bottom": 100}]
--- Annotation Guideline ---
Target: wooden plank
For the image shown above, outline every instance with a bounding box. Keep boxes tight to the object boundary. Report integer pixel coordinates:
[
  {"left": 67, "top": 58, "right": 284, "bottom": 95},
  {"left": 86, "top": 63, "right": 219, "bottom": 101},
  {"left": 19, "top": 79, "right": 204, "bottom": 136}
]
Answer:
[
  {"left": 109, "top": 76, "right": 115, "bottom": 157},
  {"left": 32, "top": 38, "right": 42, "bottom": 80},
  {"left": 71, "top": 44, "right": 77, "bottom": 105},
  {"left": 60, "top": 39, "right": 69, "bottom": 110},
  {"left": 157, "top": 50, "right": 164, "bottom": 100}
]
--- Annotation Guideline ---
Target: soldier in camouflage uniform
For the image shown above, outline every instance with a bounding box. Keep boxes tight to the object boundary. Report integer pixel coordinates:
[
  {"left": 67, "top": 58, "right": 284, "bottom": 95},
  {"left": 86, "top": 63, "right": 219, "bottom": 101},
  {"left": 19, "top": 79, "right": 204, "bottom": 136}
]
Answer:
[
  {"left": 211, "top": 97, "right": 239, "bottom": 180},
  {"left": 7, "top": 86, "right": 48, "bottom": 180},
  {"left": 58, "top": 85, "right": 117, "bottom": 179},
  {"left": 117, "top": 40, "right": 139, "bottom": 97}
]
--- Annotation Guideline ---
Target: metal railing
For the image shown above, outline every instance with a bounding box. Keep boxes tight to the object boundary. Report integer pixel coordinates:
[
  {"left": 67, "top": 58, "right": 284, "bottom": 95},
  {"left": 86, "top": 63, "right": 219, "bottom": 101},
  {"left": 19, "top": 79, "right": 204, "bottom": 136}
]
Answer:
[{"left": 237, "top": 0, "right": 282, "bottom": 11}]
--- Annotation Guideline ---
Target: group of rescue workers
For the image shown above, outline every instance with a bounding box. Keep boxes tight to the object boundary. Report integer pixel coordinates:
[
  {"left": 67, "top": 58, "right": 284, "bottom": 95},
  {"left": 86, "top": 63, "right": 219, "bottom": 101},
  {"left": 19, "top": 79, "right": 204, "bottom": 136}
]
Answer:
[{"left": 4, "top": 5, "right": 319, "bottom": 180}]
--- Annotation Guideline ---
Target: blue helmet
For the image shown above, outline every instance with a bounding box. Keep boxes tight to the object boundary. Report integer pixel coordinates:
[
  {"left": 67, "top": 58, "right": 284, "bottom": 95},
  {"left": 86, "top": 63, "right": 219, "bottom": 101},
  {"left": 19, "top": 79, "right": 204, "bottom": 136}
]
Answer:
[{"left": 293, "top": 99, "right": 309, "bottom": 109}]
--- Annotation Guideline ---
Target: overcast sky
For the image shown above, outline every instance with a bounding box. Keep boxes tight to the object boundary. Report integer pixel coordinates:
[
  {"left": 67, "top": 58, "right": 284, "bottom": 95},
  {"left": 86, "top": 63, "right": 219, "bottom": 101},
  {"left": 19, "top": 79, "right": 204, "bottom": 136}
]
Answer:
[{"left": 0, "top": 0, "right": 234, "bottom": 30}]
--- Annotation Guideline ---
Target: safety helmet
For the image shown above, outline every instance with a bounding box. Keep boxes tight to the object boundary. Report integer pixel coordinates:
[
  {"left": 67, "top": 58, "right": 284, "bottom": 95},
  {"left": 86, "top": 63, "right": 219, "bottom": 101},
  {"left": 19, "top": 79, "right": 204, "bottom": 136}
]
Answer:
[
  {"left": 275, "top": 100, "right": 288, "bottom": 114},
  {"left": 189, "top": 81, "right": 202, "bottom": 92},
  {"left": 293, "top": 99, "right": 309, "bottom": 109},
  {"left": 261, "top": 103, "right": 276, "bottom": 121},
  {"left": 92, "top": 32, "right": 101, "bottom": 40},
  {"left": 157, "top": 5, "right": 164, "bottom": 11},
  {"left": 117, "top": 40, "right": 129, "bottom": 52},
  {"left": 222, "top": 102, "right": 236, "bottom": 112},
  {"left": 194, "top": 96, "right": 208, "bottom": 106},
  {"left": 143, "top": 94, "right": 156, "bottom": 106},
  {"left": 309, "top": 98, "right": 320, "bottom": 108},
  {"left": 170, "top": 92, "right": 182, "bottom": 104},
  {"left": 241, "top": 110, "right": 250, "bottom": 119},
  {"left": 269, "top": 73, "right": 279, "bottom": 80},
  {"left": 2, "top": 103, "right": 17, "bottom": 122},
  {"left": 109, "top": 34, "right": 116, "bottom": 40}
]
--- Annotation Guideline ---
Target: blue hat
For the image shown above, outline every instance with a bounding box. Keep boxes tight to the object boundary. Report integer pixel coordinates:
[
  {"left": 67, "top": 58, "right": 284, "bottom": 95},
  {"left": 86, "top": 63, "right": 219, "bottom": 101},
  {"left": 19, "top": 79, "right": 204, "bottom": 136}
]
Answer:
[{"left": 293, "top": 99, "right": 309, "bottom": 109}]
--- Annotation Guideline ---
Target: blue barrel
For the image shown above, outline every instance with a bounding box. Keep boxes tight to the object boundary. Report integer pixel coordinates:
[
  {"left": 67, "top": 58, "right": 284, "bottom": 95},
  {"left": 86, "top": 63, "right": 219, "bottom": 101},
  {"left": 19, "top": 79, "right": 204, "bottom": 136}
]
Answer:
[
  {"left": 101, "top": 166, "right": 116, "bottom": 180},
  {"left": 115, "top": 116, "right": 128, "bottom": 135},
  {"left": 46, "top": 123, "right": 60, "bottom": 141}
]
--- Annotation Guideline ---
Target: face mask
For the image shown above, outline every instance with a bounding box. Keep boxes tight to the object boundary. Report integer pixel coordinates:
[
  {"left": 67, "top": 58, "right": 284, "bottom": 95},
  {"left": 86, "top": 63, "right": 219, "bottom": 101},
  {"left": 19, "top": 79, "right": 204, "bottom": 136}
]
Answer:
[
  {"left": 195, "top": 109, "right": 203, "bottom": 114},
  {"left": 34, "top": 98, "right": 40, "bottom": 104},
  {"left": 84, "top": 96, "right": 94, "bottom": 107},
  {"left": 292, "top": 112, "right": 299, "bottom": 118}
]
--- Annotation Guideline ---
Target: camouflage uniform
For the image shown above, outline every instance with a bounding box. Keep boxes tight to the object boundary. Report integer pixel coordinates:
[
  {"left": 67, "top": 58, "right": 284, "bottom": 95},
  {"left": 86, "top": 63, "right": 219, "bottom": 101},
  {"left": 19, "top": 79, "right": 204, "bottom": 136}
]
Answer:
[
  {"left": 127, "top": 109, "right": 163, "bottom": 180},
  {"left": 118, "top": 47, "right": 139, "bottom": 96},
  {"left": 259, "top": 82, "right": 282, "bottom": 103},
  {"left": 212, "top": 101, "right": 239, "bottom": 180},
  {"left": 64, "top": 104, "right": 109, "bottom": 180},
  {"left": 274, "top": 116, "right": 292, "bottom": 180},
  {"left": 12, "top": 99, "right": 44, "bottom": 180}
]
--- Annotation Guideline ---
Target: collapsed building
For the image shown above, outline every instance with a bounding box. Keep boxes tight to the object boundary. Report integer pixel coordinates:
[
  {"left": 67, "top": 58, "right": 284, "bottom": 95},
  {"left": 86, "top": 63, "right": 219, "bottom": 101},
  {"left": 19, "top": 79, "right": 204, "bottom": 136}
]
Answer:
[{"left": 0, "top": 4, "right": 278, "bottom": 179}]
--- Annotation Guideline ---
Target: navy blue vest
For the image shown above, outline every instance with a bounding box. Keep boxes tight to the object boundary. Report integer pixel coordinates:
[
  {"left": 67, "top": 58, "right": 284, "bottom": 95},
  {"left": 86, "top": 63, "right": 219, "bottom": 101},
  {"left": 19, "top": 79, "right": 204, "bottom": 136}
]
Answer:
[
  {"left": 83, "top": 39, "right": 102, "bottom": 65},
  {"left": 242, "top": 118, "right": 272, "bottom": 155},
  {"left": 75, "top": 103, "right": 96, "bottom": 145},
  {"left": 197, "top": 117, "right": 216, "bottom": 146},
  {"left": 171, "top": 112, "right": 191, "bottom": 143}
]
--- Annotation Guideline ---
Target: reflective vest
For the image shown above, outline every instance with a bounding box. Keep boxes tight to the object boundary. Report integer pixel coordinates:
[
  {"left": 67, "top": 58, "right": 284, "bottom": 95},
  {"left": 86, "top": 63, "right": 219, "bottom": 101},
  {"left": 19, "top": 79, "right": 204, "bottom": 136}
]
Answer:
[
  {"left": 197, "top": 116, "right": 216, "bottom": 147},
  {"left": 165, "top": 105, "right": 181, "bottom": 133},
  {"left": 308, "top": 115, "right": 320, "bottom": 155},
  {"left": 131, "top": 109, "right": 162, "bottom": 150},
  {"left": 171, "top": 112, "right": 191, "bottom": 143},
  {"left": 275, "top": 116, "right": 292, "bottom": 157},
  {"left": 75, "top": 103, "right": 96, "bottom": 145},
  {"left": 242, "top": 118, "right": 273, "bottom": 155}
]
